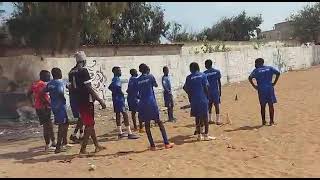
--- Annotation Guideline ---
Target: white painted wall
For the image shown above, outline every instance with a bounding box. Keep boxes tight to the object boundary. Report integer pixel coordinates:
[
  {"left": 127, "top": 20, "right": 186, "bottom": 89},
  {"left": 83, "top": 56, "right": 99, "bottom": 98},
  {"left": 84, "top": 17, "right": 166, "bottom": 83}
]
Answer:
[{"left": 1, "top": 46, "right": 319, "bottom": 109}]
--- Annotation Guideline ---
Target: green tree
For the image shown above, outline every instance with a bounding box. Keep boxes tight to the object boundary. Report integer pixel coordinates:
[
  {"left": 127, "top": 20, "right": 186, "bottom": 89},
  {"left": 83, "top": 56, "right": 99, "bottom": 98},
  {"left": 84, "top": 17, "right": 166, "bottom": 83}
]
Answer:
[
  {"left": 198, "top": 11, "right": 262, "bottom": 41},
  {"left": 6, "top": 2, "right": 126, "bottom": 54},
  {"left": 289, "top": 2, "right": 320, "bottom": 43},
  {"left": 81, "top": 2, "right": 127, "bottom": 45},
  {"left": 111, "top": 2, "right": 169, "bottom": 44}
]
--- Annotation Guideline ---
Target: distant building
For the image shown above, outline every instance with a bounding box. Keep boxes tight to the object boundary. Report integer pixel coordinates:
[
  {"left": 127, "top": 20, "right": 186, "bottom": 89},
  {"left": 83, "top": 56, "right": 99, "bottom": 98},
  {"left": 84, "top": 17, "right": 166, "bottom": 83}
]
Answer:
[{"left": 260, "top": 21, "right": 294, "bottom": 41}]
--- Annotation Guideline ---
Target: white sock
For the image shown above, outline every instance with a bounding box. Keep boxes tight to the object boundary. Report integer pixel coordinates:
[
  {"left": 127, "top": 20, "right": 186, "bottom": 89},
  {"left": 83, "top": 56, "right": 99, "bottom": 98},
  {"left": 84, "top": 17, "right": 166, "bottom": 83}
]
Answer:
[
  {"left": 126, "top": 126, "right": 132, "bottom": 135},
  {"left": 216, "top": 114, "right": 220, "bottom": 123},
  {"left": 117, "top": 126, "right": 123, "bottom": 134},
  {"left": 209, "top": 113, "right": 212, "bottom": 122}
]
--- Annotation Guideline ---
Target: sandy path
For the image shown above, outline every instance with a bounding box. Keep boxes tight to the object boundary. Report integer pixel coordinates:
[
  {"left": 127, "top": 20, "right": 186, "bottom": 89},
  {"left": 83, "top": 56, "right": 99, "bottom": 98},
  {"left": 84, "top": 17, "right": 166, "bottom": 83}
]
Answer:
[{"left": 1, "top": 66, "right": 320, "bottom": 178}]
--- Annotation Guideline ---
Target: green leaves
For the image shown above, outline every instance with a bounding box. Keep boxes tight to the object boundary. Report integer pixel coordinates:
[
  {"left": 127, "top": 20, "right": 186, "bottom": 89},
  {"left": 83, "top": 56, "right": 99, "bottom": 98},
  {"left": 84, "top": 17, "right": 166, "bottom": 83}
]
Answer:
[
  {"left": 111, "top": 2, "right": 169, "bottom": 44},
  {"left": 289, "top": 2, "right": 320, "bottom": 43},
  {"left": 198, "top": 11, "right": 262, "bottom": 41}
]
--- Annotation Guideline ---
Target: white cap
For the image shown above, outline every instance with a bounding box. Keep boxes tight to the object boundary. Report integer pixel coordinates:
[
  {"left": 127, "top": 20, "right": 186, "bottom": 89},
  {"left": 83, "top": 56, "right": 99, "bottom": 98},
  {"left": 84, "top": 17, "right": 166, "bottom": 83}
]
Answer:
[{"left": 74, "top": 51, "right": 86, "bottom": 62}]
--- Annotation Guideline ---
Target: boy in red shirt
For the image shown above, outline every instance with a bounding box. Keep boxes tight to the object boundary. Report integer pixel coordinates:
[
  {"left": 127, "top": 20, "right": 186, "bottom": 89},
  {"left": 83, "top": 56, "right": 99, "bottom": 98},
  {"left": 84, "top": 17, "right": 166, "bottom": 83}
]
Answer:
[{"left": 27, "top": 70, "right": 56, "bottom": 152}]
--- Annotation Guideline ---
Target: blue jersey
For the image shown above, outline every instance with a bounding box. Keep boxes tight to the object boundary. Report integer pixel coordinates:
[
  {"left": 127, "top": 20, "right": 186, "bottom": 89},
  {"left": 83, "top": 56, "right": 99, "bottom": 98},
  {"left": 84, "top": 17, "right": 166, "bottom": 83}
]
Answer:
[
  {"left": 45, "top": 79, "right": 68, "bottom": 123},
  {"left": 204, "top": 68, "right": 221, "bottom": 94},
  {"left": 204, "top": 68, "right": 221, "bottom": 104},
  {"left": 249, "top": 66, "right": 280, "bottom": 105},
  {"left": 127, "top": 76, "right": 139, "bottom": 112},
  {"left": 134, "top": 74, "right": 159, "bottom": 121},
  {"left": 162, "top": 75, "right": 172, "bottom": 94},
  {"left": 108, "top": 76, "right": 125, "bottom": 112},
  {"left": 249, "top": 66, "right": 280, "bottom": 91},
  {"left": 184, "top": 72, "right": 209, "bottom": 117},
  {"left": 127, "top": 76, "right": 139, "bottom": 100},
  {"left": 45, "top": 79, "right": 66, "bottom": 109}
]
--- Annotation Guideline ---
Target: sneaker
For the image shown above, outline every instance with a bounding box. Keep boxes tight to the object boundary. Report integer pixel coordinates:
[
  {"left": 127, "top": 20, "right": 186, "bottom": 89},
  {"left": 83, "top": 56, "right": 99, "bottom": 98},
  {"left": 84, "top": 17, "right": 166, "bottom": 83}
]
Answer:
[
  {"left": 203, "top": 134, "right": 216, "bottom": 141},
  {"left": 262, "top": 121, "right": 267, "bottom": 126},
  {"left": 216, "top": 121, "right": 223, "bottom": 126},
  {"left": 165, "top": 143, "right": 174, "bottom": 149},
  {"left": 50, "top": 142, "right": 56, "bottom": 147},
  {"left": 70, "top": 134, "right": 78, "bottom": 142},
  {"left": 95, "top": 146, "right": 106, "bottom": 153},
  {"left": 48, "top": 146, "right": 56, "bottom": 151},
  {"left": 128, "top": 133, "right": 140, "bottom": 139},
  {"left": 149, "top": 146, "right": 157, "bottom": 151},
  {"left": 269, "top": 121, "right": 276, "bottom": 126},
  {"left": 118, "top": 133, "right": 127, "bottom": 139},
  {"left": 197, "top": 134, "right": 204, "bottom": 141},
  {"left": 209, "top": 120, "right": 215, "bottom": 124}
]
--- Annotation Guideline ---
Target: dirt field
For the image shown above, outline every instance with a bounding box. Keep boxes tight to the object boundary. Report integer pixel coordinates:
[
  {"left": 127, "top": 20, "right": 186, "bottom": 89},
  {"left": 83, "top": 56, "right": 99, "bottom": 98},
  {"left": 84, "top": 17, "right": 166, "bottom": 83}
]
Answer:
[{"left": 1, "top": 66, "right": 320, "bottom": 178}]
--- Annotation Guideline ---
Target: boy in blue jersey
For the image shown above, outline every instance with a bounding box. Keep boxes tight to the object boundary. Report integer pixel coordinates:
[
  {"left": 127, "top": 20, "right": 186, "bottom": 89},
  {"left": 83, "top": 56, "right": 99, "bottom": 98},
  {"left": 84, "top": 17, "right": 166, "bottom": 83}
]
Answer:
[
  {"left": 204, "top": 59, "right": 222, "bottom": 125},
  {"left": 162, "top": 66, "right": 176, "bottom": 122},
  {"left": 45, "top": 68, "right": 69, "bottom": 154},
  {"left": 127, "top": 69, "right": 144, "bottom": 132},
  {"left": 249, "top": 58, "right": 280, "bottom": 126},
  {"left": 183, "top": 62, "right": 215, "bottom": 141},
  {"left": 108, "top": 67, "right": 139, "bottom": 140},
  {"left": 134, "top": 63, "right": 174, "bottom": 151}
]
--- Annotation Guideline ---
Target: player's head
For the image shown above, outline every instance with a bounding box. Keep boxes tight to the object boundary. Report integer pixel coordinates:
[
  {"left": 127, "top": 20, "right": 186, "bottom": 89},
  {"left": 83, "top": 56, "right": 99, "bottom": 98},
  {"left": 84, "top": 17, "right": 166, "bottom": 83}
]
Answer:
[
  {"left": 51, "top": 68, "right": 62, "bottom": 80},
  {"left": 255, "top": 58, "right": 264, "bottom": 68},
  {"left": 146, "top": 65, "right": 150, "bottom": 74},
  {"left": 39, "top": 70, "right": 51, "bottom": 82},
  {"left": 139, "top": 63, "right": 148, "bottom": 74},
  {"left": 112, "top": 66, "right": 121, "bottom": 77},
  {"left": 163, "top": 66, "right": 169, "bottom": 76},
  {"left": 189, "top": 62, "right": 200, "bottom": 73},
  {"left": 205, "top": 59, "right": 213, "bottom": 69},
  {"left": 130, "top": 69, "right": 138, "bottom": 77},
  {"left": 74, "top": 51, "right": 87, "bottom": 67}
]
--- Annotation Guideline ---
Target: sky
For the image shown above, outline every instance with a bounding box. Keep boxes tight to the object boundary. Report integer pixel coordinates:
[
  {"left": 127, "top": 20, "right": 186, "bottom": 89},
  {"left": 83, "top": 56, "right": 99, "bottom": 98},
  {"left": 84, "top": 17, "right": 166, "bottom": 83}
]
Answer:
[{"left": 1, "top": 2, "right": 316, "bottom": 32}]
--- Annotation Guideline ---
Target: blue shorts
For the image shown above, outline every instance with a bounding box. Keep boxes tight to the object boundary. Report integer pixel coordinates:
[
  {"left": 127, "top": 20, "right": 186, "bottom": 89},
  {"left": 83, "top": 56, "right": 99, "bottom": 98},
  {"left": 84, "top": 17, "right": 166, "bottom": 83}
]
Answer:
[
  {"left": 127, "top": 97, "right": 139, "bottom": 112},
  {"left": 163, "top": 92, "right": 174, "bottom": 108},
  {"left": 70, "top": 95, "right": 80, "bottom": 119},
  {"left": 52, "top": 106, "right": 68, "bottom": 125},
  {"left": 138, "top": 100, "right": 160, "bottom": 122},
  {"left": 209, "top": 91, "right": 220, "bottom": 104},
  {"left": 190, "top": 101, "right": 209, "bottom": 118},
  {"left": 258, "top": 88, "right": 277, "bottom": 105},
  {"left": 113, "top": 100, "right": 126, "bottom": 113}
]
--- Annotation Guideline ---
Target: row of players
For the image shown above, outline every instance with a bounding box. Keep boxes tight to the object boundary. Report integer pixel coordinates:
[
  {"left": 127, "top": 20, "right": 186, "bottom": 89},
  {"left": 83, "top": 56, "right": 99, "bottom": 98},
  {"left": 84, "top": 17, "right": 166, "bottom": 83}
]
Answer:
[{"left": 28, "top": 51, "right": 280, "bottom": 154}]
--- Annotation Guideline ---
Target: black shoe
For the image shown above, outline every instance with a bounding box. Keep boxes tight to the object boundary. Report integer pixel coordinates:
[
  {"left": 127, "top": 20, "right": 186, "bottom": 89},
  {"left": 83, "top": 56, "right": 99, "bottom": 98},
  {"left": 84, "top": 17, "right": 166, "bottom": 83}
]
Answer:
[
  {"left": 70, "top": 134, "right": 78, "bottom": 142},
  {"left": 262, "top": 121, "right": 267, "bottom": 126},
  {"left": 128, "top": 133, "right": 140, "bottom": 139},
  {"left": 118, "top": 133, "right": 127, "bottom": 139}
]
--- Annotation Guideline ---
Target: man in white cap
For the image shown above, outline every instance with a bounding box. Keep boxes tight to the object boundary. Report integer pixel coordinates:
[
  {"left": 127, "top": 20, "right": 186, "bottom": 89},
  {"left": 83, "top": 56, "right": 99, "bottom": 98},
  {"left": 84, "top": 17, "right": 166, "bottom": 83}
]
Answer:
[{"left": 70, "top": 51, "right": 106, "bottom": 155}]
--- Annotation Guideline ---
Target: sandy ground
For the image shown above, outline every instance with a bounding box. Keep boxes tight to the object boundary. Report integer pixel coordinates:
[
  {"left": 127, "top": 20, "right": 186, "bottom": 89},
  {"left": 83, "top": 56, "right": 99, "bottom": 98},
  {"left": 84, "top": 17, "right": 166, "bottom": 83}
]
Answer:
[{"left": 1, "top": 66, "right": 320, "bottom": 178}]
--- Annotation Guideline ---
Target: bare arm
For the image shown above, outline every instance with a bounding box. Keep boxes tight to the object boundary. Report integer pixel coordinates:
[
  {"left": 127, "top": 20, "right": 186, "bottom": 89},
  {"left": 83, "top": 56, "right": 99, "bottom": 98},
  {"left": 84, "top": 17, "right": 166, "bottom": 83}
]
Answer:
[
  {"left": 218, "top": 79, "right": 222, "bottom": 97},
  {"left": 272, "top": 73, "right": 280, "bottom": 86},
  {"left": 248, "top": 76, "right": 258, "bottom": 90},
  {"left": 85, "top": 83, "right": 106, "bottom": 109}
]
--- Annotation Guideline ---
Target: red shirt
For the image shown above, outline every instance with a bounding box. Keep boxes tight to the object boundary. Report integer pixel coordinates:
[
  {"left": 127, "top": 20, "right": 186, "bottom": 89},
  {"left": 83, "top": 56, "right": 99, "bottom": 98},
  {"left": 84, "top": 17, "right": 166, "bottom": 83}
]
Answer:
[{"left": 30, "top": 80, "right": 50, "bottom": 109}]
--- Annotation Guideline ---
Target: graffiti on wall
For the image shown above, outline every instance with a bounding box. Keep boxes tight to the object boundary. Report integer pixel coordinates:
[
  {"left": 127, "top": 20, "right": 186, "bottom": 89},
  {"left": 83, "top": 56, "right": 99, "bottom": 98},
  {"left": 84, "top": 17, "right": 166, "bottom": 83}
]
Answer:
[
  {"left": 273, "top": 49, "right": 288, "bottom": 73},
  {"left": 86, "top": 60, "right": 108, "bottom": 100}
]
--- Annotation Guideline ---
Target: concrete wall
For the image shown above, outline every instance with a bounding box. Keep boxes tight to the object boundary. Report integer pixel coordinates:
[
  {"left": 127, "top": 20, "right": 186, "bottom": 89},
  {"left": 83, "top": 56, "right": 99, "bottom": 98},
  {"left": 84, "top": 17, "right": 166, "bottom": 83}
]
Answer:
[
  {"left": 1, "top": 46, "right": 319, "bottom": 109},
  {"left": 0, "top": 44, "right": 183, "bottom": 57}
]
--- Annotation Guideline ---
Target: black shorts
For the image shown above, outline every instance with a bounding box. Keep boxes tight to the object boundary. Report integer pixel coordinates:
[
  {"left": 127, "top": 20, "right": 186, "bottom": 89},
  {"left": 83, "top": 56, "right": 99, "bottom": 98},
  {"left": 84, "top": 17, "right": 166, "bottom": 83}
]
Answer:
[{"left": 36, "top": 108, "right": 52, "bottom": 125}]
